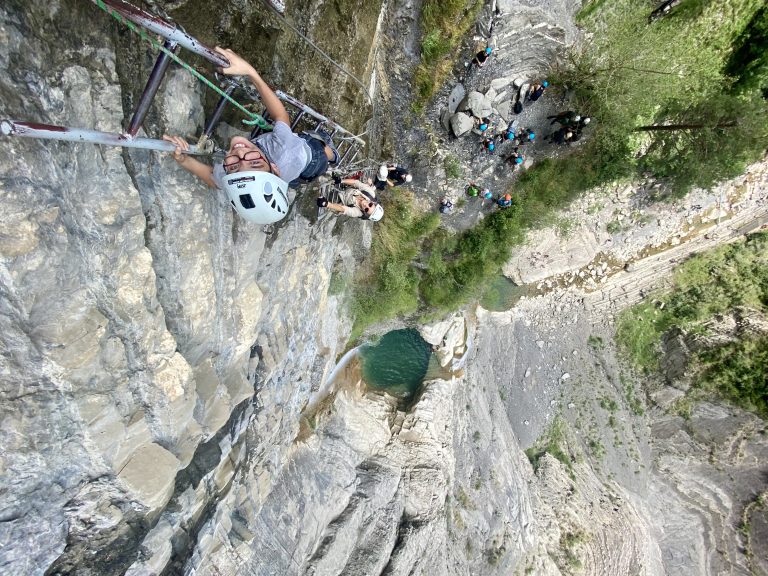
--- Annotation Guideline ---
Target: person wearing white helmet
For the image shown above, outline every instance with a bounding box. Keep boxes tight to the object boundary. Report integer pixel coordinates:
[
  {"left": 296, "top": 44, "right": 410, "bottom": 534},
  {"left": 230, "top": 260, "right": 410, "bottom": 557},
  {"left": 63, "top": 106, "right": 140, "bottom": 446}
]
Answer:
[
  {"left": 317, "top": 178, "right": 384, "bottom": 221},
  {"left": 373, "top": 163, "right": 413, "bottom": 190},
  {"left": 163, "top": 47, "right": 338, "bottom": 224}
]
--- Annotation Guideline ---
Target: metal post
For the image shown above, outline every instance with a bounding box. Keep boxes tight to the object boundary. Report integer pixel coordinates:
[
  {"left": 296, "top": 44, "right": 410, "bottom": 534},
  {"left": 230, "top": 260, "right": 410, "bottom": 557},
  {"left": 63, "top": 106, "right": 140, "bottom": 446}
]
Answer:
[
  {"left": 127, "top": 39, "right": 179, "bottom": 137},
  {"left": 94, "top": 0, "right": 229, "bottom": 67},
  {"left": 1, "top": 120, "right": 206, "bottom": 155},
  {"left": 289, "top": 111, "right": 305, "bottom": 131},
  {"left": 338, "top": 143, "right": 357, "bottom": 166},
  {"left": 203, "top": 84, "right": 236, "bottom": 138}
]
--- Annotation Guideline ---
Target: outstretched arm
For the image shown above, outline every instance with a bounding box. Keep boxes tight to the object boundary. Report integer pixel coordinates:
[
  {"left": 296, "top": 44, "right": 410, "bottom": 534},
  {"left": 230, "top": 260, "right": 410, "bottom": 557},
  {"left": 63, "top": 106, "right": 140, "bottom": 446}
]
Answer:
[
  {"left": 162, "top": 135, "right": 217, "bottom": 188},
  {"left": 215, "top": 47, "right": 290, "bottom": 125}
]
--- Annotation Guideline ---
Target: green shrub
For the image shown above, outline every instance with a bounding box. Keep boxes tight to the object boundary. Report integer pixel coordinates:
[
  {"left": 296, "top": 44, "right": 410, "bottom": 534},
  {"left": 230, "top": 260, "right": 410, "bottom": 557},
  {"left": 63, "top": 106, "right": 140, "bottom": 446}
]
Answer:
[
  {"left": 616, "top": 232, "right": 768, "bottom": 416},
  {"left": 350, "top": 192, "right": 440, "bottom": 337},
  {"left": 412, "top": 0, "right": 484, "bottom": 111},
  {"left": 444, "top": 155, "right": 462, "bottom": 179}
]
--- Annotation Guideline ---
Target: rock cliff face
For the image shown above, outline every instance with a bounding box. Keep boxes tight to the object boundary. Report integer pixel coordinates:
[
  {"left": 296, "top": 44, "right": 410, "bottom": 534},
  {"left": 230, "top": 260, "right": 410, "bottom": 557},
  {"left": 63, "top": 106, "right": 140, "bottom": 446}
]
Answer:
[
  {"left": 1, "top": 1, "right": 767, "bottom": 576},
  {"left": 0, "top": 1, "right": 371, "bottom": 574}
]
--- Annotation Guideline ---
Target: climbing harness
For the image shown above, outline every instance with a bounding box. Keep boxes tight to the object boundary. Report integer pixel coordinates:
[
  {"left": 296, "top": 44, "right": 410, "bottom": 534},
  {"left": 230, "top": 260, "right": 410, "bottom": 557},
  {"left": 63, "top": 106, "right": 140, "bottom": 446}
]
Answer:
[{"left": 1, "top": 0, "right": 368, "bottom": 175}]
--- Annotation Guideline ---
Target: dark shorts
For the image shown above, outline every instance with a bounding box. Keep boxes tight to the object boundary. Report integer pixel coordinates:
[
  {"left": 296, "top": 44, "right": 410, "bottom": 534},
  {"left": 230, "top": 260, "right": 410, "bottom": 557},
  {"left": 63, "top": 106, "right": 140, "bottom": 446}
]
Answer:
[{"left": 289, "top": 134, "right": 329, "bottom": 187}]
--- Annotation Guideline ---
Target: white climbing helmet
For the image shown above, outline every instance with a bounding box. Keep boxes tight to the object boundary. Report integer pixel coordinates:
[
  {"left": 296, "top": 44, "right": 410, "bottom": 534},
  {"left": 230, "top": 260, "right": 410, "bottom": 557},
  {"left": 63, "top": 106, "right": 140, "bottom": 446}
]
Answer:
[
  {"left": 222, "top": 171, "right": 290, "bottom": 224},
  {"left": 378, "top": 164, "right": 389, "bottom": 179},
  {"left": 405, "top": 174, "right": 413, "bottom": 183},
  {"left": 368, "top": 204, "right": 384, "bottom": 222}
]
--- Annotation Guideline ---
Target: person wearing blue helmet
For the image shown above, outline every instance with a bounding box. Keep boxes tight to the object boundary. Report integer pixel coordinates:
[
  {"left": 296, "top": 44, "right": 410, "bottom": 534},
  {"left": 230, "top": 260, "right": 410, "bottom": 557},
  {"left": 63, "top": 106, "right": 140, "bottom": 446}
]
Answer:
[
  {"left": 527, "top": 80, "right": 549, "bottom": 102},
  {"left": 505, "top": 149, "right": 525, "bottom": 168},
  {"left": 515, "top": 128, "right": 535, "bottom": 146},
  {"left": 471, "top": 45, "right": 493, "bottom": 68}
]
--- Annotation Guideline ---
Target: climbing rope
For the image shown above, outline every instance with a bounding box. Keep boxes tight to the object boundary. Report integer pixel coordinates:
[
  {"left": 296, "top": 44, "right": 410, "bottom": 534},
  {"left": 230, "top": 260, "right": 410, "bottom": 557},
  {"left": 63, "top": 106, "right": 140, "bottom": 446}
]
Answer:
[{"left": 93, "top": 0, "right": 271, "bottom": 129}]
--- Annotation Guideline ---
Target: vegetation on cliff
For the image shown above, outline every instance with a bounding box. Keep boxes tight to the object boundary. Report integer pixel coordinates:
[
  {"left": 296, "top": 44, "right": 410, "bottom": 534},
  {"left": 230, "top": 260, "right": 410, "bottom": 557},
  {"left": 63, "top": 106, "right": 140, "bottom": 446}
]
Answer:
[
  {"left": 413, "top": 0, "right": 484, "bottom": 113},
  {"left": 616, "top": 231, "right": 768, "bottom": 417}
]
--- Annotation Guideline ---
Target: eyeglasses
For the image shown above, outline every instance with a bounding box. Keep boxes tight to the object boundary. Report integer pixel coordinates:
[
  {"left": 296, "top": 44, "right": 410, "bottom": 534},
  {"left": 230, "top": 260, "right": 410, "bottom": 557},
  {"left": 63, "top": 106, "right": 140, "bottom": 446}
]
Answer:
[{"left": 223, "top": 149, "right": 273, "bottom": 174}]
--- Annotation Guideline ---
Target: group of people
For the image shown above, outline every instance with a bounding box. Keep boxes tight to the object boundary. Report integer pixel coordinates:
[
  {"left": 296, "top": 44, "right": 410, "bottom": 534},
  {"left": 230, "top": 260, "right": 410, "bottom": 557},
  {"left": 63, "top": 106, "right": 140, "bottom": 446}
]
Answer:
[
  {"left": 439, "top": 181, "right": 514, "bottom": 214},
  {"left": 546, "top": 110, "right": 591, "bottom": 145},
  {"left": 162, "top": 47, "right": 587, "bottom": 228},
  {"left": 317, "top": 163, "right": 412, "bottom": 221}
]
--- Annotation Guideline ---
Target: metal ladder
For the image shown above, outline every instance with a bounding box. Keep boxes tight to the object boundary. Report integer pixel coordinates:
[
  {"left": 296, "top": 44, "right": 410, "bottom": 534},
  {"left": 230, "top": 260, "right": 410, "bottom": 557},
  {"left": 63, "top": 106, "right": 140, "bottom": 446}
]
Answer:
[
  {"left": 1, "top": 0, "right": 367, "bottom": 172},
  {"left": 219, "top": 77, "right": 367, "bottom": 175}
]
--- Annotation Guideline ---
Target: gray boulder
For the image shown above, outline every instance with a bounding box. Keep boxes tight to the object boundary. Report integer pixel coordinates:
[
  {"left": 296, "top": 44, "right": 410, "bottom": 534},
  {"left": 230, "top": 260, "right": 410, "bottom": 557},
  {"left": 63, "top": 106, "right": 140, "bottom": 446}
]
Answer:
[
  {"left": 450, "top": 112, "right": 474, "bottom": 137},
  {"left": 495, "top": 100, "right": 512, "bottom": 123},
  {"left": 491, "top": 76, "right": 514, "bottom": 91},
  {"left": 459, "top": 91, "right": 494, "bottom": 118},
  {"left": 440, "top": 108, "right": 452, "bottom": 132},
  {"left": 448, "top": 84, "right": 466, "bottom": 114}
]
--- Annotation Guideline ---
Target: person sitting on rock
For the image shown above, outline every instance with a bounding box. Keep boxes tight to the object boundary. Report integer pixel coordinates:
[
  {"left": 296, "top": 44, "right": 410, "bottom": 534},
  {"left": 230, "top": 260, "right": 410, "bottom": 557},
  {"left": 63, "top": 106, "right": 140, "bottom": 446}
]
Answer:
[
  {"left": 482, "top": 137, "right": 496, "bottom": 155},
  {"left": 163, "top": 47, "right": 340, "bottom": 214},
  {"left": 318, "top": 177, "right": 383, "bottom": 221},
  {"left": 526, "top": 80, "right": 549, "bottom": 102},
  {"left": 505, "top": 149, "right": 525, "bottom": 168},
  {"left": 475, "top": 116, "right": 492, "bottom": 133},
  {"left": 439, "top": 197, "right": 454, "bottom": 213},
  {"left": 566, "top": 130, "right": 582, "bottom": 144},
  {"left": 548, "top": 127, "right": 573, "bottom": 145},
  {"left": 497, "top": 194, "right": 513, "bottom": 208},
  {"left": 516, "top": 128, "right": 535, "bottom": 146}
]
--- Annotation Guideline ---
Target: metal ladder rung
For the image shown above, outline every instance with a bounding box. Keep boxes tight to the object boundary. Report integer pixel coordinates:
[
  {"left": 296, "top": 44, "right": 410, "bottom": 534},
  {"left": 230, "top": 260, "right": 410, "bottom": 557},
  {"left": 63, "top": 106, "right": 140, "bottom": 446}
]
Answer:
[
  {"left": 290, "top": 111, "right": 305, "bottom": 131},
  {"left": 337, "top": 143, "right": 358, "bottom": 166}
]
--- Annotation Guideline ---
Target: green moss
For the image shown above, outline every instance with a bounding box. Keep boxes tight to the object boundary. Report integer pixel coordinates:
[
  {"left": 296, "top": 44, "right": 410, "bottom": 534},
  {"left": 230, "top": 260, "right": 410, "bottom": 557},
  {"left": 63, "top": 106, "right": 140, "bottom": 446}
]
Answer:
[
  {"left": 412, "top": 0, "right": 484, "bottom": 111},
  {"left": 525, "top": 417, "right": 576, "bottom": 479}
]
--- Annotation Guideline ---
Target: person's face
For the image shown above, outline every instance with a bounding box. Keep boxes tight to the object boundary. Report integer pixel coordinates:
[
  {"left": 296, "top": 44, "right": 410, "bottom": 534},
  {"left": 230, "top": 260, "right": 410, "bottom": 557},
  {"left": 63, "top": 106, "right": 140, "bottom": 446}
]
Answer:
[
  {"left": 223, "top": 136, "right": 275, "bottom": 175},
  {"left": 357, "top": 196, "right": 376, "bottom": 216}
]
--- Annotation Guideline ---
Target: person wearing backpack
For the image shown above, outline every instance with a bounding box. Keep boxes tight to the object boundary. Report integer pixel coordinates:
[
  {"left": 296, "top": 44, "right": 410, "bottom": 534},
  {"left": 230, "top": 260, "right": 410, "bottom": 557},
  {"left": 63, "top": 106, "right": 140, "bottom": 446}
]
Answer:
[{"left": 317, "top": 177, "right": 384, "bottom": 221}]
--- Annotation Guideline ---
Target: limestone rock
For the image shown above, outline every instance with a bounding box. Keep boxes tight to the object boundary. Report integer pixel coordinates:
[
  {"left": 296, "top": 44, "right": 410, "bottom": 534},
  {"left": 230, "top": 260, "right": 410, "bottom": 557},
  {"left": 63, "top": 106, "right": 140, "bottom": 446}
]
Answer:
[
  {"left": 495, "top": 99, "right": 512, "bottom": 123},
  {"left": 459, "top": 91, "right": 494, "bottom": 118},
  {"left": 118, "top": 443, "right": 180, "bottom": 512},
  {"left": 450, "top": 112, "right": 474, "bottom": 137},
  {"left": 439, "top": 107, "right": 452, "bottom": 132},
  {"left": 448, "top": 83, "right": 466, "bottom": 114}
]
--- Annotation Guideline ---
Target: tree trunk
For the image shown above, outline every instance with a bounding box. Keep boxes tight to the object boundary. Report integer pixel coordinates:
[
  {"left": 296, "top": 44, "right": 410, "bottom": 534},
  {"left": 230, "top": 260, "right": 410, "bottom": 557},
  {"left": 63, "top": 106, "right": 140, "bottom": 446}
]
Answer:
[{"left": 635, "top": 121, "right": 737, "bottom": 131}]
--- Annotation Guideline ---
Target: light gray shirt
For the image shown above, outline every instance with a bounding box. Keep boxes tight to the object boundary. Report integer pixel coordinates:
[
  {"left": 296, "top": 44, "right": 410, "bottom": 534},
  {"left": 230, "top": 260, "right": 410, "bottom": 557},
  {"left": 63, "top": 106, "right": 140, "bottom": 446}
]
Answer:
[{"left": 213, "top": 121, "right": 312, "bottom": 186}]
